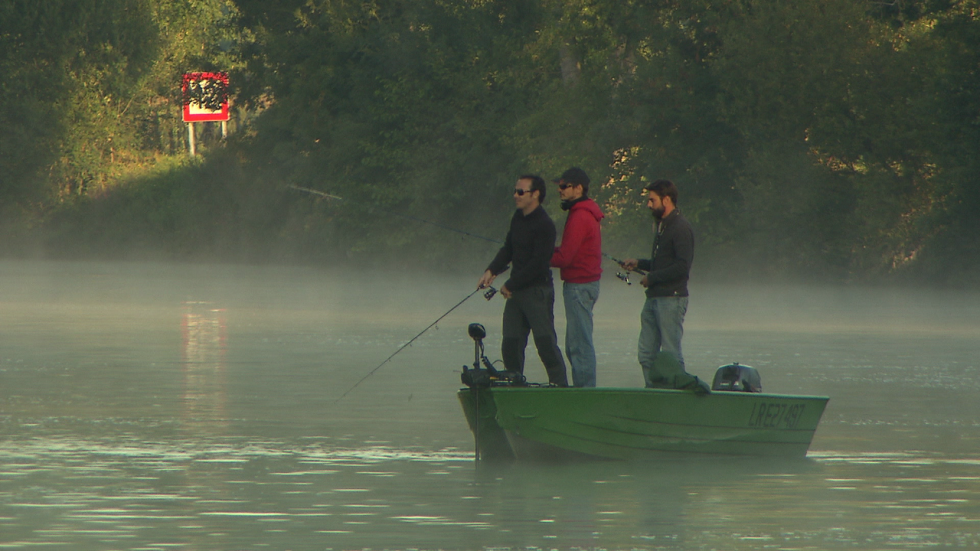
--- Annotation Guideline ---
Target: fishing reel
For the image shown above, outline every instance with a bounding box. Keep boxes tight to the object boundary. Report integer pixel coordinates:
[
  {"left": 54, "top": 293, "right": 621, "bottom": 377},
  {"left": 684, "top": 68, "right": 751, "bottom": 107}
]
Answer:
[
  {"left": 483, "top": 286, "right": 498, "bottom": 300},
  {"left": 615, "top": 271, "right": 632, "bottom": 285}
]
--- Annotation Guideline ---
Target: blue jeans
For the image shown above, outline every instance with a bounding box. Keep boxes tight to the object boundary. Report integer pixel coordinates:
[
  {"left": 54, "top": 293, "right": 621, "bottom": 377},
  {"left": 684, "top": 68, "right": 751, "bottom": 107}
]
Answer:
[
  {"left": 563, "top": 281, "right": 600, "bottom": 387},
  {"left": 638, "top": 296, "right": 693, "bottom": 388}
]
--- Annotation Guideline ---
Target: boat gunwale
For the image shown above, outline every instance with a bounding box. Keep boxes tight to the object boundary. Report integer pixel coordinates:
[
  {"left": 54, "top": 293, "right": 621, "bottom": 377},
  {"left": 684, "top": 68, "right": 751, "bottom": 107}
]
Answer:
[{"left": 459, "top": 386, "right": 830, "bottom": 402}]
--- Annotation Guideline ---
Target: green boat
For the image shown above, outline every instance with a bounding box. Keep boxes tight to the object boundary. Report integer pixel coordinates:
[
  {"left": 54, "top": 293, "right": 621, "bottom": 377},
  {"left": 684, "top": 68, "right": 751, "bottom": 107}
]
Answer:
[
  {"left": 457, "top": 324, "right": 828, "bottom": 461},
  {"left": 459, "top": 385, "right": 828, "bottom": 461}
]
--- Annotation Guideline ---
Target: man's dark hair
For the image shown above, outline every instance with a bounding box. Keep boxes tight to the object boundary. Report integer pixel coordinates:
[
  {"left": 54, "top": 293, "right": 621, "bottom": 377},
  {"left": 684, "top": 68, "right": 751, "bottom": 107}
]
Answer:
[
  {"left": 556, "top": 167, "right": 590, "bottom": 195},
  {"left": 520, "top": 174, "right": 547, "bottom": 203},
  {"left": 643, "top": 179, "right": 679, "bottom": 205}
]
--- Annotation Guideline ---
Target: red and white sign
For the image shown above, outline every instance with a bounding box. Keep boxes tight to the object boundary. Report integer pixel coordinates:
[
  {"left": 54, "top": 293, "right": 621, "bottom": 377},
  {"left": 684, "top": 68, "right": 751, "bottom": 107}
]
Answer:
[{"left": 182, "top": 72, "right": 229, "bottom": 122}]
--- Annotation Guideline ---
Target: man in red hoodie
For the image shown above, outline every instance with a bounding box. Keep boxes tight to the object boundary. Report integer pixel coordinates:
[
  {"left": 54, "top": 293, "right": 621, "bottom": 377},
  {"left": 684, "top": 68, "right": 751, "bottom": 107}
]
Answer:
[{"left": 550, "top": 167, "right": 604, "bottom": 387}]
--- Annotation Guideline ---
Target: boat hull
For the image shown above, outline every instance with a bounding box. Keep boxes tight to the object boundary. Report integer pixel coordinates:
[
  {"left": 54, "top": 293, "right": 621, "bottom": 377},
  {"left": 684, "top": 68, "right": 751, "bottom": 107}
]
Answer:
[{"left": 458, "top": 387, "right": 828, "bottom": 461}]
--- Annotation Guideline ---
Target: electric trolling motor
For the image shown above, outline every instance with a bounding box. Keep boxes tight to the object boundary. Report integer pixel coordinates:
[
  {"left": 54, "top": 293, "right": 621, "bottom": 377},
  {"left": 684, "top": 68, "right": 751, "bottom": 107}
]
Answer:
[{"left": 460, "top": 322, "right": 525, "bottom": 388}]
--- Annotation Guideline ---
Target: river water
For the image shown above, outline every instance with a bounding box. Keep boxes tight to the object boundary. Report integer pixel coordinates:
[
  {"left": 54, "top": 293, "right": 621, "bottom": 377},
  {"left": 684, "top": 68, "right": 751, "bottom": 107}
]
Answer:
[{"left": 1, "top": 260, "right": 978, "bottom": 550}]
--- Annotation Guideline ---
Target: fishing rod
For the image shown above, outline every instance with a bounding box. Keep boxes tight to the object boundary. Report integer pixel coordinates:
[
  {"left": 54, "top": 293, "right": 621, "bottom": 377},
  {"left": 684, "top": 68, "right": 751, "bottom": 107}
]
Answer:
[
  {"left": 287, "top": 184, "right": 502, "bottom": 244},
  {"left": 602, "top": 252, "right": 647, "bottom": 285},
  {"left": 334, "top": 284, "right": 501, "bottom": 402},
  {"left": 288, "top": 184, "right": 647, "bottom": 282}
]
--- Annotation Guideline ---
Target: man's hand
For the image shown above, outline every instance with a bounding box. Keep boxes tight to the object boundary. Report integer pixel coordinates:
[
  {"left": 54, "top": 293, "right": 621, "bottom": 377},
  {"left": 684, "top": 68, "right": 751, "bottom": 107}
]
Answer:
[
  {"left": 620, "top": 258, "right": 638, "bottom": 271},
  {"left": 477, "top": 270, "right": 496, "bottom": 289},
  {"left": 640, "top": 275, "right": 649, "bottom": 288},
  {"left": 500, "top": 284, "right": 512, "bottom": 299}
]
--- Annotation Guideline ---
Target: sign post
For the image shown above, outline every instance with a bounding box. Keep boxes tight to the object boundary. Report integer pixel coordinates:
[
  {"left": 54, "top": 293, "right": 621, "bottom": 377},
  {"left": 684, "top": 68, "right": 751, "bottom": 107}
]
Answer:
[
  {"left": 181, "top": 72, "right": 230, "bottom": 156},
  {"left": 187, "top": 122, "right": 196, "bottom": 156}
]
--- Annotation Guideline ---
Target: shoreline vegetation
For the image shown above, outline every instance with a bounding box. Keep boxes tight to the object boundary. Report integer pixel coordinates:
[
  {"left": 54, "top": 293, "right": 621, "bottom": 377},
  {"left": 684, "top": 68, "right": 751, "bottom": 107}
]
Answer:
[{"left": 2, "top": 1, "right": 979, "bottom": 287}]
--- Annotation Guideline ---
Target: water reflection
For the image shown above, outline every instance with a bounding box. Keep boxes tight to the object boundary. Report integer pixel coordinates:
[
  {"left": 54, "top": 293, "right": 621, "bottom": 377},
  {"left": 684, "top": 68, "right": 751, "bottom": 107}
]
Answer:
[
  {"left": 180, "top": 301, "right": 228, "bottom": 429},
  {"left": 4, "top": 432, "right": 978, "bottom": 549}
]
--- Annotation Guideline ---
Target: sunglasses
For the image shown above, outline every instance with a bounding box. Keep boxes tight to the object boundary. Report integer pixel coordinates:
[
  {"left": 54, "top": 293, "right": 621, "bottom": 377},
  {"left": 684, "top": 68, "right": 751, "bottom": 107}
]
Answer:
[
  {"left": 513, "top": 188, "right": 533, "bottom": 196},
  {"left": 558, "top": 183, "right": 573, "bottom": 190}
]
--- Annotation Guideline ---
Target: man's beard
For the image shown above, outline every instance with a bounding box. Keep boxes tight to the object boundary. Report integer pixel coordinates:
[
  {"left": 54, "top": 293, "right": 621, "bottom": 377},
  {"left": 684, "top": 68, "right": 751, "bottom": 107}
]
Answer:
[{"left": 650, "top": 206, "right": 665, "bottom": 219}]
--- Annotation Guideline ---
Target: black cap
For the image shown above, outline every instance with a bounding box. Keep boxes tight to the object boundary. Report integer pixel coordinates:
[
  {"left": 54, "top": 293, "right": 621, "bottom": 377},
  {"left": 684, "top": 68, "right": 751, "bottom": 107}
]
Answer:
[{"left": 554, "top": 167, "right": 590, "bottom": 187}]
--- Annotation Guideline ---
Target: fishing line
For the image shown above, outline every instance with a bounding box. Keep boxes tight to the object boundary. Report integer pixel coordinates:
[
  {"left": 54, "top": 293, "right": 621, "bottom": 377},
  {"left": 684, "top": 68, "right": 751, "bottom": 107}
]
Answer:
[
  {"left": 335, "top": 285, "right": 495, "bottom": 402},
  {"left": 288, "top": 184, "right": 647, "bottom": 279},
  {"left": 287, "top": 184, "right": 502, "bottom": 244}
]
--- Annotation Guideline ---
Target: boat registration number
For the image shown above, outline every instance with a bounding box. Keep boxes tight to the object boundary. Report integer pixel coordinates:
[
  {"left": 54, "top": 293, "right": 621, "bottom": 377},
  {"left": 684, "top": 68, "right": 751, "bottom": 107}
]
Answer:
[{"left": 747, "top": 402, "right": 806, "bottom": 430}]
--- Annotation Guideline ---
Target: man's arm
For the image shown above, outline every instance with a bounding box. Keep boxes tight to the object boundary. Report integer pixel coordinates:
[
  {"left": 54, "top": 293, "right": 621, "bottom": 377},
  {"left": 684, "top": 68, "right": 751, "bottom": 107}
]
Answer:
[
  {"left": 486, "top": 229, "right": 514, "bottom": 276},
  {"left": 480, "top": 227, "right": 513, "bottom": 289},
  {"left": 477, "top": 270, "right": 496, "bottom": 289},
  {"left": 620, "top": 258, "right": 649, "bottom": 271},
  {"left": 551, "top": 210, "right": 586, "bottom": 268}
]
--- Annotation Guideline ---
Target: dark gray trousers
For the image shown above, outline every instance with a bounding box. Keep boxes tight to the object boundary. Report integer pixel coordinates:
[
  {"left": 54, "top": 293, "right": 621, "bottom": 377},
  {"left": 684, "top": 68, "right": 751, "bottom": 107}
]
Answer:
[{"left": 501, "top": 285, "right": 569, "bottom": 386}]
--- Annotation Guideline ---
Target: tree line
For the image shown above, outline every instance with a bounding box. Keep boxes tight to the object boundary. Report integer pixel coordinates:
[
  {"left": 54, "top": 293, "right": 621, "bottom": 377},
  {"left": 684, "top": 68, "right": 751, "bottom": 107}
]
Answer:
[{"left": 1, "top": 0, "right": 978, "bottom": 285}]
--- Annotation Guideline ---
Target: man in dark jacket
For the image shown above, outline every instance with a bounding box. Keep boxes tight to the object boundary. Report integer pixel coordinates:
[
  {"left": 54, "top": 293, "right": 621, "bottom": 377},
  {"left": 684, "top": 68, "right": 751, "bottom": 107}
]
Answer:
[
  {"left": 622, "top": 180, "right": 706, "bottom": 392},
  {"left": 550, "top": 167, "right": 604, "bottom": 387},
  {"left": 478, "top": 175, "right": 569, "bottom": 386}
]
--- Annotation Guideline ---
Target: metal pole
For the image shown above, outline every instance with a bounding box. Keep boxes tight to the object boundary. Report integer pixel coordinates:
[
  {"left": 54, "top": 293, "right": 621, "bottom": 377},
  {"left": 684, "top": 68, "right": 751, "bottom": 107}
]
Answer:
[
  {"left": 474, "top": 389, "right": 481, "bottom": 462},
  {"left": 187, "top": 123, "right": 196, "bottom": 156}
]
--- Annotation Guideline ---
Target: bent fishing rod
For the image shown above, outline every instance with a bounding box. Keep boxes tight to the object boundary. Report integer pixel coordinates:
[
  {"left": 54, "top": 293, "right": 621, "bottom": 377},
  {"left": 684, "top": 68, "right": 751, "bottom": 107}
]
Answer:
[
  {"left": 287, "top": 184, "right": 501, "bottom": 244},
  {"left": 288, "top": 184, "right": 647, "bottom": 283},
  {"left": 334, "top": 283, "right": 501, "bottom": 402}
]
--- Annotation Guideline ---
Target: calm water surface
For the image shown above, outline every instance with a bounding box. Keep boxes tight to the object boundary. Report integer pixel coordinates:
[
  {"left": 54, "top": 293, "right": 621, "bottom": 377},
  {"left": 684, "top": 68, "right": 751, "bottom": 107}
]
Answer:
[{"left": 1, "top": 260, "right": 978, "bottom": 550}]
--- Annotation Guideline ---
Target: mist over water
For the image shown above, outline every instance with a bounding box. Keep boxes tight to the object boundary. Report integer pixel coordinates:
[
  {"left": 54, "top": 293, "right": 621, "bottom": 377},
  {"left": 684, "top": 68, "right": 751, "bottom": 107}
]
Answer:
[{"left": 1, "top": 259, "right": 979, "bottom": 550}]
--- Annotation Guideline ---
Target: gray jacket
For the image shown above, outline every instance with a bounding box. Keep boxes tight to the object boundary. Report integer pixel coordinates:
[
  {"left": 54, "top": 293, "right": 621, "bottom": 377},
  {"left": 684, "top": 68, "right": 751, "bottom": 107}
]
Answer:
[{"left": 636, "top": 210, "right": 694, "bottom": 298}]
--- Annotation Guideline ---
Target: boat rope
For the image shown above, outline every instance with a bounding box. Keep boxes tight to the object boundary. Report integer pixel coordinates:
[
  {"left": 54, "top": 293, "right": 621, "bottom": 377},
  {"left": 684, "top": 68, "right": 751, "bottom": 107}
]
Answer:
[{"left": 335, "top": 286, "right": 487, "bottom": 402}]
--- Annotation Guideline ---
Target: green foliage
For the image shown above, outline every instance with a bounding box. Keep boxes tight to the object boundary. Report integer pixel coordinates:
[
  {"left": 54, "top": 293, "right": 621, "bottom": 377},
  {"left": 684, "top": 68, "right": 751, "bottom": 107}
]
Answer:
[
  {"left": 41, "top": 151, "right": 312, "bottom": 263},
  {"left": 0, "top": 0, "right": 249, "bottom": 209},
  {"left": 239, "top": 0, "right": 555, "bottom": 260},
  {"left": 3, "top": 0, "right": 980, "bottom": 285}
]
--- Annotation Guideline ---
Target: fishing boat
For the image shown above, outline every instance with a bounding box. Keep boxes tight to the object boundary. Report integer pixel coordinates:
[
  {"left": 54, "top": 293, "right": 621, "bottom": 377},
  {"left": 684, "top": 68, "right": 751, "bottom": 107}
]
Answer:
[{"left": 457, "top": 324, "right": 828, "bottom": 461}]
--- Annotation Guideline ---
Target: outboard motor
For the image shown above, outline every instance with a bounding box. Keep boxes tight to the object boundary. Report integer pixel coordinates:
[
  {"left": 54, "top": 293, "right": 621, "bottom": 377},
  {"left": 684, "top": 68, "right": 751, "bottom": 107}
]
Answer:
[{"left": 711, "top": 363, "right": 762, "bottom": 392}]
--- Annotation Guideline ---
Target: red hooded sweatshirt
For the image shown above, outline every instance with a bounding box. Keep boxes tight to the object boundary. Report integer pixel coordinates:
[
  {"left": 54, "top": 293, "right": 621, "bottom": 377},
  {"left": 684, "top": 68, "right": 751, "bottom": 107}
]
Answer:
[{"left": 551, "top": 197, "right": 604, "bottom": 283}]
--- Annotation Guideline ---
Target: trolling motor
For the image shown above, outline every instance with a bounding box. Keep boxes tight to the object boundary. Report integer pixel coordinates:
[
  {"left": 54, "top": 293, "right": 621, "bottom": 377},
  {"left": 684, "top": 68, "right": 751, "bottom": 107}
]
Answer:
[
  {"left": 460, "top": 322, "right": 525, "bottom": 388},
  {"left": 461, "top": 323, "right": 495, "bottom": 387},
  {"left": 468, "top": 323, "right": 490, "bottom": 369}
]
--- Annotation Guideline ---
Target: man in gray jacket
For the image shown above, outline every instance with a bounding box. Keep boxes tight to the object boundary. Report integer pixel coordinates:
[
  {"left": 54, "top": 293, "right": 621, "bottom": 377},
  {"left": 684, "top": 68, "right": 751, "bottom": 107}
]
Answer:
[{"left": 621, "top": 180, "right": 706, "bottom": 392}]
